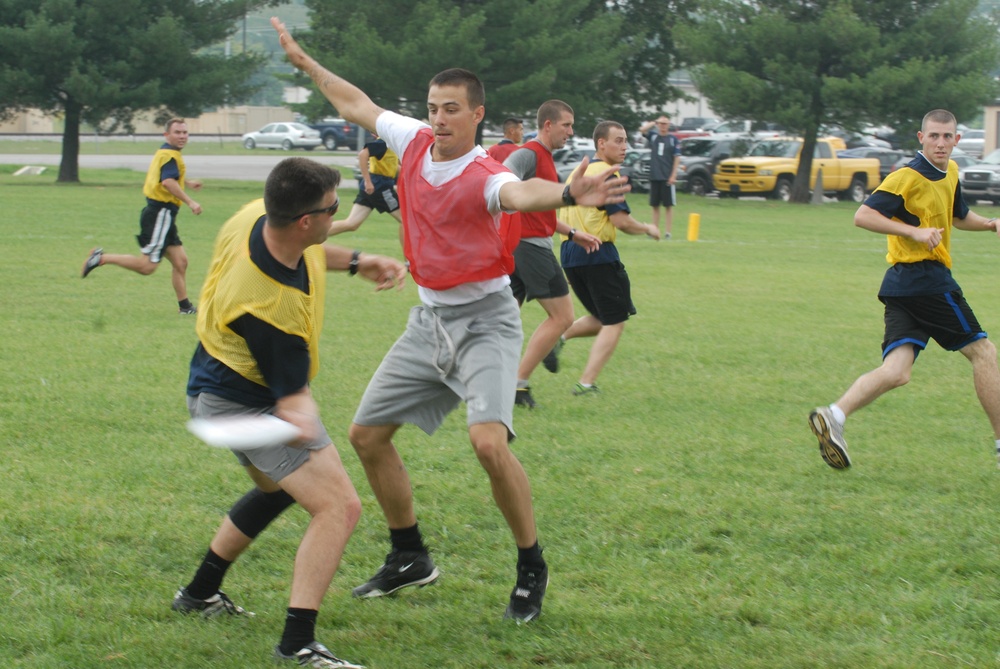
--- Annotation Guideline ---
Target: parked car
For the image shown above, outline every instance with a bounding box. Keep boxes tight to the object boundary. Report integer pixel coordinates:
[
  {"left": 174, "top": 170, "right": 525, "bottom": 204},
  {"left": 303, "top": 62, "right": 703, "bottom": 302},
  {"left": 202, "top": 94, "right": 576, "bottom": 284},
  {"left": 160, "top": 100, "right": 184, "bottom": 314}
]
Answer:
[
  {"left": 676, "top": 117, "right": 718, "bottom": 132},
  {"left": 553, "top": 146, "right": 594, "bottom": 182},
  {"left": 308, "top": 117, "right": 374, "bottom": 150},
  {"left": 957, "top": 128, "right": 985, "bottom": 159},
  {"left": 960, "top": 148, "right": 1000, "bottom": 204},
  {"left": 890, "top": 147, "right": 977, "bottom": 175},
  {"left": 710, "top": 120, "right": 785, "bottom": 140},
  {"left": 619, "top": 148, "right": 651, "bottom": 193},
  {"left": 676, "top": 136, "right": 753, "bottom": 195},
  {"left": 837, "top": 147, "right": 908, "bottom": 180},
  {"left": 241, "top": 122, "right": 321, "bottom": 151}
]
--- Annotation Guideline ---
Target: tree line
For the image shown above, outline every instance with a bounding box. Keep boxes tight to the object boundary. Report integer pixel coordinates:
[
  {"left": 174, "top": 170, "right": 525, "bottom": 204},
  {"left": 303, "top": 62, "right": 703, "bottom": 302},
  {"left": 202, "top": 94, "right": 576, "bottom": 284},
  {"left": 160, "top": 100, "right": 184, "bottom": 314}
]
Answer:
[{"left": 1, "top": 0, "right": 997, "bottom": 197}]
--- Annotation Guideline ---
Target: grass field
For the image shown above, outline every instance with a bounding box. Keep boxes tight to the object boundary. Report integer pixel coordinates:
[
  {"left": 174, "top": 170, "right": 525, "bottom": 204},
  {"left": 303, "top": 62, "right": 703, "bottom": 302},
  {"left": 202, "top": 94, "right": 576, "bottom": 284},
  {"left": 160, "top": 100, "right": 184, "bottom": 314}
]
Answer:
[{"left": 3, "top": 162, "right": 1000, "bottom": 668}]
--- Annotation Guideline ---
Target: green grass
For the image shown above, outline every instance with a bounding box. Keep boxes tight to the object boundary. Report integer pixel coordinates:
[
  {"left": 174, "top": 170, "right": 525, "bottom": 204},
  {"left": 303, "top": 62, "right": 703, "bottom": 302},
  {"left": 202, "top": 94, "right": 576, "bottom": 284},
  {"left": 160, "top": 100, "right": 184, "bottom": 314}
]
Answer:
[{"left": 3, "top": 162, "right": 1000, "bottom": 668}]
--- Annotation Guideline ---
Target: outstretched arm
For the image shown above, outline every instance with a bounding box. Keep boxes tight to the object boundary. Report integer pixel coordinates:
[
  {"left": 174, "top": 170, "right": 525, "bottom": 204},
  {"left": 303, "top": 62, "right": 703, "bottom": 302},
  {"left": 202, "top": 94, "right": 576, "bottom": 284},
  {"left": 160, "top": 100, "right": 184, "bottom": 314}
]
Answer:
[
  {"left": 499, "top": 157, "right": 629, "bottom": 212},
  {"left": 323, "top": 245, "right": 406, "bottom": 291},
  {"left": 954, "top": 210, "right": 1000, "bottom": 234},
  {"left": 271, "top": 17, "right": 383, "bottom": 133}
]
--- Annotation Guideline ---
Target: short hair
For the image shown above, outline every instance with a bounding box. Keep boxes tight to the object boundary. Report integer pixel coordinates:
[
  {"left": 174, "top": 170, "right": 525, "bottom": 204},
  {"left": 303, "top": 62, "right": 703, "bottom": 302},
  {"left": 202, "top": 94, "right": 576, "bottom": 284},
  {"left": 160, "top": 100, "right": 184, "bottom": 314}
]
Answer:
[
  {"left": 165, "top": 118, "right": 186, "bottom": 132},
  {"left": 429, "top": 68, "right": 485, "bottom": 110},
  {"left": 537, "top": 100, "right": 574, "bottom": 128},
  {"left": 593, "top": 120, "right": 625, "bottom": 144},
  {"left": 502, "top": 117, "right": 523, "bottom": 133},
  {"left": 264, "top": 158, "right": 342, "bottom": 228},
  {"left": 922, "top": 109, "right": 957, "bottom": 131}
]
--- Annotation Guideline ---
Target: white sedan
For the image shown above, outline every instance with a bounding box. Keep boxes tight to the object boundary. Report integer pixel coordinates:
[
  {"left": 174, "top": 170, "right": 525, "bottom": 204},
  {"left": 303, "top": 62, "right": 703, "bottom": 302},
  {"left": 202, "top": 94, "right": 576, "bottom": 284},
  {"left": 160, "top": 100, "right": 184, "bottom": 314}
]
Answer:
[{"left": 242, "top": 122, "right": 321, "bottom": 151}]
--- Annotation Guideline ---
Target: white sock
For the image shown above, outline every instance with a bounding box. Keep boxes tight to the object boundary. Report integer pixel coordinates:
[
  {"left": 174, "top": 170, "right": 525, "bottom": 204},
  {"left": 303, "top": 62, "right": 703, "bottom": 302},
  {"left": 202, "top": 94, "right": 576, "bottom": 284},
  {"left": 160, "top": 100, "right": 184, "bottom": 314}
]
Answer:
[
  {"left": 994, "top": 438, "right": 1000, "bottom": 454},
  {"left": 517, "top": 379, "right": 529, "bottom": 389},
  {"left": 829, "top": 404, "right": 846, "bottom": 425}
]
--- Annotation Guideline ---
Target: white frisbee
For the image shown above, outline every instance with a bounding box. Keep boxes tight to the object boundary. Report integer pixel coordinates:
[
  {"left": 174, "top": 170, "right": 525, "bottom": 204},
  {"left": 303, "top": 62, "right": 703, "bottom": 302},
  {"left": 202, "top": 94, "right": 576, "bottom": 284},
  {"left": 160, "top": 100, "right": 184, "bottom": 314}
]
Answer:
[{"left": 186, "top": 414, "right": 302, "bottom": 450}]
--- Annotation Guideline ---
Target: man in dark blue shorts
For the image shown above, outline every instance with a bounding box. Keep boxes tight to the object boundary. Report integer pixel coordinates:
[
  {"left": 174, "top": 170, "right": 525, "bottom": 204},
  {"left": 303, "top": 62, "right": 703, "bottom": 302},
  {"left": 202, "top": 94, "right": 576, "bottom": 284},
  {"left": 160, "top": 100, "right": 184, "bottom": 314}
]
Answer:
[
  {"left": 81, "top": 118, "right": 203, "bottom": 314},
  {"left": 810, "top": 109, "right": 1000, "bottom": 470}
]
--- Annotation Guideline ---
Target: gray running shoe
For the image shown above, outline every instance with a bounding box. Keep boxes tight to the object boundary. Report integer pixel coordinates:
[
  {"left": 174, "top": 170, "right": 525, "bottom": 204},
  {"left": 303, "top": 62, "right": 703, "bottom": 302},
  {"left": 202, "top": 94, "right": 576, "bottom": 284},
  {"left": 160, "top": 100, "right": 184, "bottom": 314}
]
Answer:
[
  {"left": 352, "top": 550, "right": 440, "bottom": 598},
  {"left": 274, "top": 641, "right": 365, "bottom": 668},
  {"left": 171, "top": 587, "right": 253, "bottom": 617},
  {"left": 503, "top": 562, "right": 549, "bottom": 623},
  {"left": 178, "top": 305, "right": 198, "bottom": 315},
  {"left": 809, "top": 406, "right": 851, "bottom": 469},
  {"left": 81, "top": 247, "right": 103, "bottom": 278},
  {"left": 542, "top": 338, "right": 564, "bottom": 373}
]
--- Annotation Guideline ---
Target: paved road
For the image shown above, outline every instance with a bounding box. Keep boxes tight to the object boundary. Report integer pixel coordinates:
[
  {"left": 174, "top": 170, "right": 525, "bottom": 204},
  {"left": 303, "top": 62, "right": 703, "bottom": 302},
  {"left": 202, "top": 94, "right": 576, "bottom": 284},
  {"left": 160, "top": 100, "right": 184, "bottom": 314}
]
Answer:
[{"left": 0, "top": 153, "right": 357, "bottom": 181}]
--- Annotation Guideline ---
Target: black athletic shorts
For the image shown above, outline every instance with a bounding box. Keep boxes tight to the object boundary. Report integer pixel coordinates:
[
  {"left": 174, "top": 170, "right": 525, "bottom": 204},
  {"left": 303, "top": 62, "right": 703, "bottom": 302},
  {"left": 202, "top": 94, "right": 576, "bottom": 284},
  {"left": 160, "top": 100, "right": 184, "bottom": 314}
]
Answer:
[
  {"left": 564, "top": 261, "right": 636, "bottom": 326},
  {"left": 880, "top": 290, "right": 986, "bottom": 358},
  {"left": 353, "top": 182, "right": 400, "bottom": 214},
  {"left": 510, "top": 240, "right": 570, "bottom": 303},
  {"left": 137, "top": 203, "right": 181, "bottom": 263},
  {"left": 649, "top": 181, "right": 676, "bottom": 208}
]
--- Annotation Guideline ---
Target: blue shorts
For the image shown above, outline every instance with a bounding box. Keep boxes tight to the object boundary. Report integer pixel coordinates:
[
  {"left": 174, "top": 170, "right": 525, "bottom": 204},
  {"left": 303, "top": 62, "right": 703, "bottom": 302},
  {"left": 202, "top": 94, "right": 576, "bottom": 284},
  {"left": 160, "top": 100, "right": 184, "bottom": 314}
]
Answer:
[
  {"left": 880, "top": 291, "right": 987, "bottom": 358},
  {"left": 137, "top": 203, "right": 182, "bottom": 263},
  {"left": 564, "top": 261, "right": 636, "bottom": 326}
]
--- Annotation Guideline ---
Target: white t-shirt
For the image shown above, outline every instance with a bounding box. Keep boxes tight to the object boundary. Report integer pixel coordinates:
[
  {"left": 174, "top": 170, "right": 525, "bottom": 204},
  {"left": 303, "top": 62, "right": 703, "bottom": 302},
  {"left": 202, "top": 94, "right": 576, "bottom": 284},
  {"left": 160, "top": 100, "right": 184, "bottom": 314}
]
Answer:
[{"left": 376, "top": 111, "right": 520, "bottom": 307}]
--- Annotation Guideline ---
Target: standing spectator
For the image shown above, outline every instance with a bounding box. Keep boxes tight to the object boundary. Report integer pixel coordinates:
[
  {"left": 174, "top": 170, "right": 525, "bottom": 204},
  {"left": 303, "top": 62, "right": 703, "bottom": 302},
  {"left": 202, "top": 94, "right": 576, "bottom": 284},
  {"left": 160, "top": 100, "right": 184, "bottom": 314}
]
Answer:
[
  {"left": 809, "top": 109, "right": 1000, "bottom": 470},
  {"left": 559, "top": 121, "right": 659, "bottom": 396},
  {"left": 174, "top": 156, "right": 405, "bottom": 669},
  {"left": 272, "top": 16, "right": 629, "bottom": 622},
  {"left": 638, "top": 114, "right": 681, "bottom": 239},
  {"left": 328, "top": 134, "right": 403, "bottom": 243},
  {"left": 81, "top": 118, "right": 203, "bottom": 314},
  {"left": 502, "top": 100, "right": 601, "bottom": 408},
  {"left": 486, "top": 117, "right": 524, "bottom": 162}
]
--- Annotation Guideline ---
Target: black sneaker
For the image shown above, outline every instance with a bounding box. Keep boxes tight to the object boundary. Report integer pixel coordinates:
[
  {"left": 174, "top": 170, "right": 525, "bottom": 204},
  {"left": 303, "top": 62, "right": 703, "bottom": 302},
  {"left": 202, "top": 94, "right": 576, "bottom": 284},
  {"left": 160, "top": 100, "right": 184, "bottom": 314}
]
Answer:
[
  {"left": 351, "top": 550, "right": 440, "bottom": 598},
  {"left": 514, "top": 386, "right": 537, "bottom": 409},
  {"left": 81, "top": 247, "right": 103, "bottom": 278},
  {"left": 171, "top": 587, "right": 253, "bottom": 617},
  {"left": 274, "top": 641, "right": 365, "bottom": 668},
  {"left": 178, "top": 305, "right": 198, "bottom": 315},
  {"left": 542, "top": 338, "right": 564, "bottom": 374},
  {"left": 504, "top": 562, "right": 548, "bottom": 622}
]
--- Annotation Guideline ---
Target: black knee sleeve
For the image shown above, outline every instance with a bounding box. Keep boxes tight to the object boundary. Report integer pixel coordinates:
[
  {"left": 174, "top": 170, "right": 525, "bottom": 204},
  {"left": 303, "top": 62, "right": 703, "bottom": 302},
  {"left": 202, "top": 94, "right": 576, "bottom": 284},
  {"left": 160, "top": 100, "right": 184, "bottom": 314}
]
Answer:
[{"left": 228, "top": 488, "right": 295, "bottom": 539}]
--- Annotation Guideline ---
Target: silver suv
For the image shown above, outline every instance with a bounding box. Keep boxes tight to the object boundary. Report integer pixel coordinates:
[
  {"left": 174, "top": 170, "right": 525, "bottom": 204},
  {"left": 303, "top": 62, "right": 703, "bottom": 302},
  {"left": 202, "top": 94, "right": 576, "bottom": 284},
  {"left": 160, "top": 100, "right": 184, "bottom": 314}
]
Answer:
[{"left": 960, "top": 149, "right": 1000, "bottom": 204}]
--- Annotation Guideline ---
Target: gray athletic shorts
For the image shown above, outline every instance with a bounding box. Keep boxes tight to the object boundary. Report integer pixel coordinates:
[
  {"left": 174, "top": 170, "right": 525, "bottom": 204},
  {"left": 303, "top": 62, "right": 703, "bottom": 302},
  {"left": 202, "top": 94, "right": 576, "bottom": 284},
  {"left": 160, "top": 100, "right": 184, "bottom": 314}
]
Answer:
[
  {"left": 187, "top": 392, "right": 331, "bottom": 483},
  {"left": 353, "top": 288, "right": 522, "bottom": 439},
  {"left": 510, "top": 239, "right": 570, "bottom": 303}
]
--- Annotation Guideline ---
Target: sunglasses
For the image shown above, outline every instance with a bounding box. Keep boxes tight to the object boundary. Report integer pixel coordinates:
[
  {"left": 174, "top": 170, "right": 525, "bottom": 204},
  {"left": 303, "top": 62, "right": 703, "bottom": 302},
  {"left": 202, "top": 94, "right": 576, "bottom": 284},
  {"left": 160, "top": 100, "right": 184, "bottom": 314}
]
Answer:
[{"left": 292, "top": 198, "right": 340, "bottom": 220}]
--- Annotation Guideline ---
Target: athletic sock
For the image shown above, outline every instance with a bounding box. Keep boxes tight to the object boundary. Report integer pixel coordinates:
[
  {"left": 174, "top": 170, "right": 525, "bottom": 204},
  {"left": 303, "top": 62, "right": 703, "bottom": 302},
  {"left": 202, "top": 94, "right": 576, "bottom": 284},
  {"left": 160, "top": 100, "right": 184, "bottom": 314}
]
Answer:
[
  {"left": 994, "top": 439, "right": 1000, "bottom": 460},
  {"left": 829, "top": 404, "right": 846, "bottom": 425},
  {"left": 389, "top": 524, "right": 426, "bottom": 553},
  {"left": 178, "top": 298, "right": 193, "bottom": 310},
  {"left": 279, "top": 607, "right": 318, "bottom": 655},
  {"left": 185, "top": 548, "right": 232, "bottom": 600},
  {"left": 517, "top": 379, "right": 529, "bottom": 389},
  {"left": 517, "top": 541, "right": 545, "bottom": 569}
]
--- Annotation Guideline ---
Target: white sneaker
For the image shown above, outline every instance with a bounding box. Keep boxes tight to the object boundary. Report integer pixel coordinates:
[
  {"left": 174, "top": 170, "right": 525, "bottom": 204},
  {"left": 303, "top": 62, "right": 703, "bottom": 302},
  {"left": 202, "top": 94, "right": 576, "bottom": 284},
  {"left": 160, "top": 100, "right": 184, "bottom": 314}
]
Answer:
[{"left": 809, "top": 406, "right": 851, "bottom": 469}]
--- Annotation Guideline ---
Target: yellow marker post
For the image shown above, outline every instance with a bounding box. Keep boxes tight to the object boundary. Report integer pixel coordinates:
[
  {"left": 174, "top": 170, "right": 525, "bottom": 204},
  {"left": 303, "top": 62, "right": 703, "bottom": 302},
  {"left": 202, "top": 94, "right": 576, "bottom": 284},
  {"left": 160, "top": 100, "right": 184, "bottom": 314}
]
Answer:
[{"left": 687, "top": 213, "right": 701, "bottom": 241}]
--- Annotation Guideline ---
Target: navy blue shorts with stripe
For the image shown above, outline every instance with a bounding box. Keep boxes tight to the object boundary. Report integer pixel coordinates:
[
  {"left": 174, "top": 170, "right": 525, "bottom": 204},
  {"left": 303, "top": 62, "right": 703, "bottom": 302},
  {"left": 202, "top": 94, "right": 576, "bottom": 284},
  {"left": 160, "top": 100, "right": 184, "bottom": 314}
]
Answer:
[
  {"left": 136, "top": 203, "right": 182, "bottom": 263},
  {"left": 880, "top": 290, "right": 986, "bottom": 358}
]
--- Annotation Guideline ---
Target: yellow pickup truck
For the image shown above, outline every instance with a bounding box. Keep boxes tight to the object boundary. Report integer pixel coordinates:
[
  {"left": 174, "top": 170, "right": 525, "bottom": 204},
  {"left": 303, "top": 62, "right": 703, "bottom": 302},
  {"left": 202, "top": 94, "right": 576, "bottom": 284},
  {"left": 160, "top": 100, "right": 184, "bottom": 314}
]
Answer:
[{"left": 713, "top": 137, "right": 882, "bottom": 202}]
